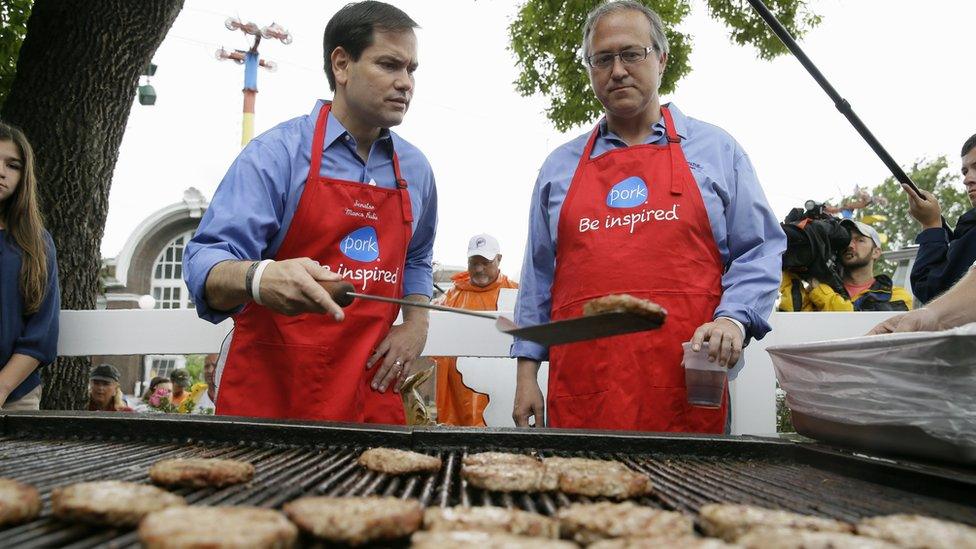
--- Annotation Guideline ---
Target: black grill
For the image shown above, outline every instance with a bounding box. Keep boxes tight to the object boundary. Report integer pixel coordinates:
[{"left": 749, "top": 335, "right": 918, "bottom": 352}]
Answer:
[{"left": 1, "top": 411, "right": 974, "bottom": 548}]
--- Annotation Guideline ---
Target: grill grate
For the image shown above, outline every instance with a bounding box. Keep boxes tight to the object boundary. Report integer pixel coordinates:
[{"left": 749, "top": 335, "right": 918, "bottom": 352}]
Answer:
[{"left": 1, "top": 436, "right": 974, "bottom": 548}]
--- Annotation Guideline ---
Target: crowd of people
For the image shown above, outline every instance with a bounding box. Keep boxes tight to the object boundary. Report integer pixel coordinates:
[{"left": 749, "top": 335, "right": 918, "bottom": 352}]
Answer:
[
  {"left": 85, "top": 356, "right": 219, "bottom": 414},
  {"left": 0, "top": 1, "right": 973, "bottom": 432}
]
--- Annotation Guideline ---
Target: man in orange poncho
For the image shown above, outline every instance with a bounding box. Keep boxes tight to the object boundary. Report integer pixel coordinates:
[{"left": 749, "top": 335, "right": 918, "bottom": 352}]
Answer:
[{"left": 434, "top": 234, "right": 518, "bottom": 426}]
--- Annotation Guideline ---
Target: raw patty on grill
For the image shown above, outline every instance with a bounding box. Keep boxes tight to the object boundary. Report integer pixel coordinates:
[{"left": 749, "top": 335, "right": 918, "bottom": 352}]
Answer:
[
  {"left": 737, "top": 528, "right": 898, "bottom": 549},
  {"left": 589, "top": 537, "right": 740, "bottom": 549},
  {"left": 51, "top": 481, "right": 186, "bottom": 526},
  {"left": 410, "top": 530, "right": 579, "bottom": 548},
  {"left": 423, "top": 506, "right": 559, "bottom": 538},
  {"left": 698, "top": 504, "right": 853, "bottom": 542},
  {"left": 282, "top": 496, "right": 422, "bottom": 545},
  {"left": 463, "top": 452, "right": 542, "bottom": 467},
  {"left": 557, "top": 501, "right": 693, "bottom": 545},
  {"left": 139, "top": 506, "right": 298, "bottom": 549},
  {"left": 358, "top": 447, "right": 442, "bottom": 475},
  {"left": 542, "top": 457, "right": 653, "bottom": 499},
  {"left": 0, "top": 478, "right": 40, "bottom": 526},
  {"left": 856, "top": 514, "right": 976, "bottom": 549},
  {"left": 149, "top": 458, "right": 255, "bottom": 488},
  {"left": 582, "top": 294, "right": 666, "bottom": 322}
]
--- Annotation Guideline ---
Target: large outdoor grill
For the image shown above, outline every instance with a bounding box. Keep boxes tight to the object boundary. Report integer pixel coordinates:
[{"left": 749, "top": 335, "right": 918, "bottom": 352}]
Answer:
[{"left": 0, "top": 412, "right": 973, "bottom": 548}]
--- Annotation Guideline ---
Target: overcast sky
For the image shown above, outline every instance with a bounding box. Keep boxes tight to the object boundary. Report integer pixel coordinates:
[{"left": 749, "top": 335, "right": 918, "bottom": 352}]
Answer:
[{"left": 105, "top": 0, "right": 975, "bottom": 277}]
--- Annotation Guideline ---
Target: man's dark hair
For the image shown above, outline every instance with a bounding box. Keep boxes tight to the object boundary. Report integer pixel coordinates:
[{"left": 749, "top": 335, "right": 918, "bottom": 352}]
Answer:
[
  {"left": 962, "top": 133, "right": 976, "bottom": 157},
  {"left": 323, "top": 1, "right": 418, "bottom": 91}
]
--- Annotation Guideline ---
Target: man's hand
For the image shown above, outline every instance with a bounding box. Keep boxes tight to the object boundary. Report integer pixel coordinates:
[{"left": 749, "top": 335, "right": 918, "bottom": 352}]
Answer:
[
  {"left": 903, "top": 184, "right": 942, "bottom": 230},
  {"left": 690, "top": 318, "right": 743, "bottom": 368},
  {"left": 259, "top": 258, "right": 346, "bottom": 319},
  {"left": 513, "top": 359, "right": 545, "bottom": 427},
  {"left": 367, "top": 302, "right": 429, "bottom": 393},
  {"left": 867, "top": 308, "right": 942, "bottom": 335}
]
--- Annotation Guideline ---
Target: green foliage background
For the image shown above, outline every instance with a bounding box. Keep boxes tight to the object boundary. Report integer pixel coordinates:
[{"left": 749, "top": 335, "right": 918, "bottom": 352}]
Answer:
[
  {"left": 0, "top": 0, "right": 32, "bottom": 110},
  {"left": 509, "top": 0, "right": 822, "bottom": 131}
]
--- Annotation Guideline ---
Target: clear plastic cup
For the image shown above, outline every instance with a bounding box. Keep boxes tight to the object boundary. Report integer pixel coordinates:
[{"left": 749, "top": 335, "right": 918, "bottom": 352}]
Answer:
[{"left": 682, "top": 341, "right": 727, "bottom": 408}]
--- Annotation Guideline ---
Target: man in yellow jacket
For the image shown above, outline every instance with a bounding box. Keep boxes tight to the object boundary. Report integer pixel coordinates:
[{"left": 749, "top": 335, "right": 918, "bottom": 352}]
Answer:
[
  {"left": 434, "top": 234, "right": 518, "bottom": 426},
  {"left": 780, "top": 220, "right": 913, "bottom": 312}
]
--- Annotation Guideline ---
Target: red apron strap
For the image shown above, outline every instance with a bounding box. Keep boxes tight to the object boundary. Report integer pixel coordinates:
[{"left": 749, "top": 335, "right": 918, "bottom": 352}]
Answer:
[
  {"left": 391, "top": 150, "right": 413, "bottom": 224},
  {"left": 660, "top": 107, "right": 684, "bottom": 196},
  {"left": 308, "top": 102, "right": 332, "bottom": 180}
]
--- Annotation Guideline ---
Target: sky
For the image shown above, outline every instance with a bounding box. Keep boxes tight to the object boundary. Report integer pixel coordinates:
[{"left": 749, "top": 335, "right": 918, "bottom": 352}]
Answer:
[{"left": 105, "top": 0, "right": 976, "bottom": 277}]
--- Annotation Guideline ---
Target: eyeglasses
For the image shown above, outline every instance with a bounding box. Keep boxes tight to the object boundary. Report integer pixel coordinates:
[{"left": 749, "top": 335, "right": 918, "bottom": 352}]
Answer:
[{"left": 586, "top": 46, "right": 656, "bottom": 70}]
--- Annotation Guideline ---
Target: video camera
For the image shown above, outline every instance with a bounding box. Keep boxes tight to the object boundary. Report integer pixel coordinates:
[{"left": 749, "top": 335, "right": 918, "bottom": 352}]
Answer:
[{"left": 781, "top": 200, "right": 853, "bottom": 298}]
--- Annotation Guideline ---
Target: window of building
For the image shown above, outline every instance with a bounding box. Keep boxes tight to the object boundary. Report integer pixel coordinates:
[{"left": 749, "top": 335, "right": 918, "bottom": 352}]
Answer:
[
  {"left": 151, "top": 231, "right": 194, "bottom": 309},
  {"left": 144, "top": 354, "right": 186, "bottom": 380}
]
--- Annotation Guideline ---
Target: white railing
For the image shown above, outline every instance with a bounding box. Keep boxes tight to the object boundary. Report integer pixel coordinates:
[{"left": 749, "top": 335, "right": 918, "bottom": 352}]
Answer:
[{"left": 57, "top": 308, "right": 898, "bottom": 435}]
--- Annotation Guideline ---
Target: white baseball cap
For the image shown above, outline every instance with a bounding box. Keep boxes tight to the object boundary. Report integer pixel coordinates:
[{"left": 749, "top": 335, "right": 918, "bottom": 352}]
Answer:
[
  {"left": 841, "top": 219, "right": 882, "bottom": 249},
  {"left": 467, "top": 233, "right": 501, "bottom": 259}
]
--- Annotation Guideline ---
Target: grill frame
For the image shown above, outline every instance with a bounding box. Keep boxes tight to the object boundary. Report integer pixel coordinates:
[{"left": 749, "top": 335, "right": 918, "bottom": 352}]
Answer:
[{"left": 1, "top": 411, "right": 974, "bottom": 548}]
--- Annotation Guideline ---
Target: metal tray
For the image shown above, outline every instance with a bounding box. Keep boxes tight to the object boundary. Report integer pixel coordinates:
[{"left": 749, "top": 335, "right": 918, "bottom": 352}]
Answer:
[{"left": 791, "top": 410, "right": 976, "bottom": 466}]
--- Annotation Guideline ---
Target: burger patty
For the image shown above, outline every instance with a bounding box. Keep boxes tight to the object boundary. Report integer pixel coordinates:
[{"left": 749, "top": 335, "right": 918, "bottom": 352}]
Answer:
[
  {"left": 582, "top": 294, "right": 666, "bottom": 322},
  {"left": 698, "top": 504, "right": 853, "bottom": 542},
  {"left": 856, "top": 514, "right": 976, "bottom": 549},
  {"left": 423, "top": 506, "right": 559, "bottom": 538},
  {"left": 149, "top": 458, "right": 255, "bottom": 488},
  {"left": 542, "top": 457, "right": 653, "bottom": 499},
  {"left": 462, "top": 455, "right": 652, "bottom": 498},
  {"left": 282, "top": 496, "right": 422, "bottom": 545},
  {"left": 51, "top": 481, "right": 186, "bottom": 527},
  {"left": 463, "top": 452, "right": 542, "bottom": 468},
  {"left": 0, "top": 478, "right": 41, "bottom": 527},
  {"left": 557, "top": 501, "right": 693, "bottom": 545},
  {"left": 462, "top": 461, "right": 557, "bottom": 493},
  {"left": 138, "top": 506, "right": 298, "bottom": 549},
  {"left": 737, "top": 528, "right": 899, "bottom": 549},
  {"left": 358, "top": 447, "right": 442, "bottom": 475},
  {"left": 589, "top": 537, "right": 739, "bottom": 549},
  {"left": 410, "top": 530, "right": 579, "bottom": 548}
]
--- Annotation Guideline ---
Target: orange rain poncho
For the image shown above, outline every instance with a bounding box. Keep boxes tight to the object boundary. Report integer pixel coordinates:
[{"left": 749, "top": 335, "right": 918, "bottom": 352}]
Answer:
[{"left": 434, "top": 271, "right": 518, "bottom": 426}]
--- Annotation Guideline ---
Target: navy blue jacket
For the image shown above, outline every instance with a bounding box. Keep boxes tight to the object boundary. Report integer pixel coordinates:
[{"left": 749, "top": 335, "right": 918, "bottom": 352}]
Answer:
[
  {"left": 910, "top": 207, "right": 976, "bottom": 304},
  {"left": 0, "top": 230, "right": 60, "bottom": 402}
]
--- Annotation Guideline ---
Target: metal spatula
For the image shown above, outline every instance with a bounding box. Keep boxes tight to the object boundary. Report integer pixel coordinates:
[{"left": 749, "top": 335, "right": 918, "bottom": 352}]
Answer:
[{"left": 321, "top": 281, "right": 664, "bottom": 346}]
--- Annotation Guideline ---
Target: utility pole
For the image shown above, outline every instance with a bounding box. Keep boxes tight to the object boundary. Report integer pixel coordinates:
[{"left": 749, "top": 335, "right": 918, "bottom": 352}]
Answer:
[{"left": 216, "top": 18, "right": 292, "bottom": 147}]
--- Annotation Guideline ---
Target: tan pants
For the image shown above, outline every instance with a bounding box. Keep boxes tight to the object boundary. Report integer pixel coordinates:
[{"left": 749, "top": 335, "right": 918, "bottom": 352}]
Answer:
[{"left": 2, "top": 385, "right": 41, "bottom": 411}]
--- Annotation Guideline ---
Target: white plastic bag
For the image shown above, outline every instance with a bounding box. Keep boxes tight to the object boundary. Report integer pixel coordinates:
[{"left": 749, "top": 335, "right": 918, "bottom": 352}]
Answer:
[{"left": 767, "top": 323, "right": 976, "bottom": 448}]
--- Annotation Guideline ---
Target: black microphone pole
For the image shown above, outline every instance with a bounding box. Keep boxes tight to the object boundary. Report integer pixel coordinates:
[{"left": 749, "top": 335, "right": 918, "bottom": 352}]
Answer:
[{"left": 743, "top": 0, "right": 924, "bottom": 198}]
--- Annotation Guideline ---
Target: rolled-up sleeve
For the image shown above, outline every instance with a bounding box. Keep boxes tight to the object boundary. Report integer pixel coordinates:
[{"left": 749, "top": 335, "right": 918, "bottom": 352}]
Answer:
[
  {"left": 402, "top": 170, "right": 437, "bottom": 298},
  {"left": 712, "top": 150, "right": 786, "bottom": 340},
  {"left": 511, "top": 174, "right": 555, "bottom": 362},
  {"left": 184, "top": 138, "right": 290, "bottom": 323},
  {"left": 13, "top": 235, "right": 60, "bottom": 365}
]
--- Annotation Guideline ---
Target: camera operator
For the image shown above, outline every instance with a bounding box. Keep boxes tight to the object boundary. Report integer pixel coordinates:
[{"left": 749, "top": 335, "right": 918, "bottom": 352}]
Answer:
[{"left": 780, "top": 220, "right": 912, "bottom": 312}]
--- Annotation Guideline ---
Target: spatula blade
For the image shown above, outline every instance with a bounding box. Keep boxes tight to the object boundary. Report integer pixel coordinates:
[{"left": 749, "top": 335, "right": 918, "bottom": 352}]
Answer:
[{"left": 496, "top": 312, "right": 664, "bottom": 346}]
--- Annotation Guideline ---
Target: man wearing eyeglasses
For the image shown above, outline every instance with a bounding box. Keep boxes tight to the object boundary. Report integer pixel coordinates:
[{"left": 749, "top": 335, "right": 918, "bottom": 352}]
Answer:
[{"left": 512, "top": 0, "right": 785, "bottom": 433}]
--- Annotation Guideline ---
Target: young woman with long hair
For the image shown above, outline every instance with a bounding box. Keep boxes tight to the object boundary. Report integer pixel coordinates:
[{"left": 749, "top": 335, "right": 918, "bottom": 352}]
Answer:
[{"left": 0, "top": 123, "right": 60, "bottom": 410}]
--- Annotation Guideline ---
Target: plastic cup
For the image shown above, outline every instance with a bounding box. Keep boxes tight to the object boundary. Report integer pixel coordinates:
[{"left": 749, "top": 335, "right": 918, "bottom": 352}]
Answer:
[{"left": 682, "top": 341, "right": 727, "bottom": 408}]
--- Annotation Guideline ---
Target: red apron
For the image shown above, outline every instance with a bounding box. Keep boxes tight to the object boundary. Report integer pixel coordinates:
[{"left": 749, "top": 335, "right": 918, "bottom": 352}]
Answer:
[
  {"left": 216, "top": 102, "right": 411, "bottom": 424},
  {"left": 548, "top": 107, "right": 727, "bottom": 433}
]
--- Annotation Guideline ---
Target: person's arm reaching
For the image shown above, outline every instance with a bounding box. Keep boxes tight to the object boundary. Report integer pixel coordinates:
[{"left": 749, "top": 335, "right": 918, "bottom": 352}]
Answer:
[
  {"left": 705, "top": 148, "right": 787, "bottom": 365},
  {"left": 868, "top": 270, "right": 976, "bottom": 334}
]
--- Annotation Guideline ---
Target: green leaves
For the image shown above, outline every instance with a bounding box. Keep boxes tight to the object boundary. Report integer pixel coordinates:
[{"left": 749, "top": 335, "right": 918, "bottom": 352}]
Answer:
[
  {"left": 508, "top": 0, "right": 821, "bottom": 131},
  {"left": 0, "top": 0, "right": 32, "bottom": 110}
]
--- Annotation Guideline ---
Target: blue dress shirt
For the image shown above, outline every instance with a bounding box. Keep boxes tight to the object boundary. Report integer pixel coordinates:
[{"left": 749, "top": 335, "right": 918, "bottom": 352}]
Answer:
[
  {"left": 512, "top": 104, "right": 786, "bottom": 362},
  {"left": 185, "top": 100, "right": 438, "bottom": 323},
  {"left": 0, "top": 230, "right": 60, "bottom": 402}
]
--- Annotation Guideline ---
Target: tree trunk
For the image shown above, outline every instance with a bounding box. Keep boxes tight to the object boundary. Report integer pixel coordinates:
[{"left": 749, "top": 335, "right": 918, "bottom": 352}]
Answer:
[{"left": 1, "top": 0, "right": 184, "bottom": 409}]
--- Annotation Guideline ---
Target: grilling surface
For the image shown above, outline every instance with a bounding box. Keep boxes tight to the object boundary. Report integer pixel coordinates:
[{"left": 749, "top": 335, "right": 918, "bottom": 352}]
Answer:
[{"left": 0, "top": 432, "right": 973, "bottom": 548}]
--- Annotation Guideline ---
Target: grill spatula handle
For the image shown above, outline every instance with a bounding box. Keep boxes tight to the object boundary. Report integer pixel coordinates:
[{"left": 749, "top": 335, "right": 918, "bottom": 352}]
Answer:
[{"left": 317, "top": 280, "right": 357, "bottom": 307}]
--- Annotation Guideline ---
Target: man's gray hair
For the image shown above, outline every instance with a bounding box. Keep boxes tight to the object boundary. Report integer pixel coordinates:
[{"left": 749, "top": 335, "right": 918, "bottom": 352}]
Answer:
[{"left": 582, "top": 0, "right": 670, "bottom": 57}]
